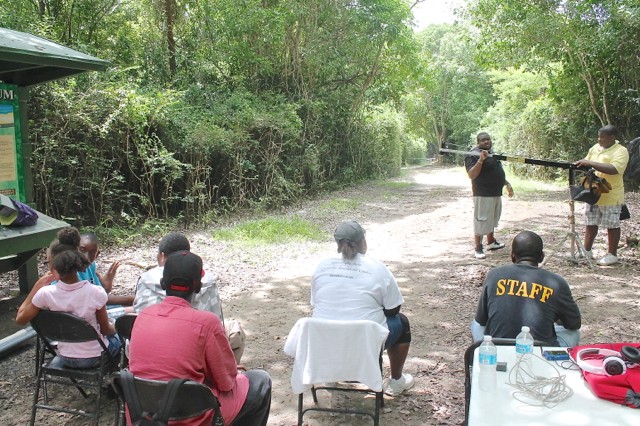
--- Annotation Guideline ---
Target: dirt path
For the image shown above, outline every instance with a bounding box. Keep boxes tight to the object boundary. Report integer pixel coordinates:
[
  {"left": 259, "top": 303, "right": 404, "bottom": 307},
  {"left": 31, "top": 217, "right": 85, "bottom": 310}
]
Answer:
[{"left": 1, "top": 165, "right": 639, "bottom": 425}]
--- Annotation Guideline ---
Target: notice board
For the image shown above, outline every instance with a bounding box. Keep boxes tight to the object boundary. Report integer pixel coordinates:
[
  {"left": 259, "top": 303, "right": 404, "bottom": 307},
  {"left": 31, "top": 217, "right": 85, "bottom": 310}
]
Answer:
[{"left": 0, "top": 84, "right": 24, "bottom": 202}]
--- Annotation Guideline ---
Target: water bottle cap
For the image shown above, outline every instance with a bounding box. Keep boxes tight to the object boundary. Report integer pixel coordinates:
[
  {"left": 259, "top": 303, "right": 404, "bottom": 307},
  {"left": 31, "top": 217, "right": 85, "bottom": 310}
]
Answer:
[
  {"left": 483, "top": 335, "right": 492, "bottom": 342},
  {"left": 522, "top": 326, "right": 530, "bottom": 332}
]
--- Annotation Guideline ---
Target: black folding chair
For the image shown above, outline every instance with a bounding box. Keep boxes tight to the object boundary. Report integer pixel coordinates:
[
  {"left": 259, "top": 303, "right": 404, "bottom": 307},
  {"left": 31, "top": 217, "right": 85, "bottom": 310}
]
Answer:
[
  {"left": 463, "top": 337, "right": 547, "bottom": 425},
  {"left": 29, "top": 310, "right": 120, "bottom": 426},
  {"left": 115, "top": 313, "right": 137, "bottom": 368},
  {"left": 111, "top": 371, "right": 225, "bottom": 426}
]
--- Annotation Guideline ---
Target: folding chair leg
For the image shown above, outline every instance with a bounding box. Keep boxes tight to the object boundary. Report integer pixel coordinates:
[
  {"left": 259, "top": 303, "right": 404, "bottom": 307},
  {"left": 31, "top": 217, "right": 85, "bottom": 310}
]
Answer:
[
  {"left": 113, "top": 397, "right": 120, "bottom": 426},
  {"left": 70, "top": 378, "right": 90, "bottom": 398},
  {"left": 90, "top": 372, "right": 109, "bottom": 426},
  {"left": 30, "top": 373, "right": 42, "bottom": 426},
  {"left": 297, "top": 393, "right": 304, "bottom": 426},
  {"left": 374, "top": 391, "right": 382, "bottom": 426},
  {"left": 42, "top": 375, "right": 48, "bottom": 404},
  {"left": 311, "top": 385, "right": 318, "bottom": 404},
  {"left": 94, "top": 383, "right": 102, "bottom": 426}
]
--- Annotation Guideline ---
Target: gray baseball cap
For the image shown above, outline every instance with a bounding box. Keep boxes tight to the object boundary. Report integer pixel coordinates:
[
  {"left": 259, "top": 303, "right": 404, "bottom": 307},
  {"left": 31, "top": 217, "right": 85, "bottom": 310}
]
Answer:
[{"left": 334, "top": 221, "right": 366, "bottom": 242}]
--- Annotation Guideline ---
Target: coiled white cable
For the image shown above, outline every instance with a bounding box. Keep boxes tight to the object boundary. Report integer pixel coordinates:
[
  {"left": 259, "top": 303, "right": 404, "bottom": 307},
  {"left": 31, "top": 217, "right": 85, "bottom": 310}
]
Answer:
[{"left": 507, "top": 353, "right": 573, "bottom": 408}]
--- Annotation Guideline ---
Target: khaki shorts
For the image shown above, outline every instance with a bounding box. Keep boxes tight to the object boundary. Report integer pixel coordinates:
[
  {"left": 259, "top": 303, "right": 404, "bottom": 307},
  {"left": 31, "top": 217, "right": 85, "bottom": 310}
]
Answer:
[
  {"left": 473, "top": 196, "right": 502, "bottom": 236},
  {"left": 225, "top": 319, "right": 246, "bottom": 364}
]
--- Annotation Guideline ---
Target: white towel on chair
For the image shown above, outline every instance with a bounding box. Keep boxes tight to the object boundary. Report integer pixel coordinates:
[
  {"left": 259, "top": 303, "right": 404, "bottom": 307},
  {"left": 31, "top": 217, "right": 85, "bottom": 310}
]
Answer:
[{"left": 284, "top": 318, "right": 388, "bottom": 394}]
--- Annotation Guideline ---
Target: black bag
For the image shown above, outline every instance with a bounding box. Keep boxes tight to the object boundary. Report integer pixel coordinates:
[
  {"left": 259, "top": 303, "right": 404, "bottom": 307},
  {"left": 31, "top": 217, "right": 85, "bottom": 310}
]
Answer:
[
  {"left": 571, "top": 169, "right": 602, "bottom": 205},
  {"left": 120, "top": 371, "right": 187, "bottom": 426},
  {"left": 620, "top": 204, "right": 631, "bottom": 221}
]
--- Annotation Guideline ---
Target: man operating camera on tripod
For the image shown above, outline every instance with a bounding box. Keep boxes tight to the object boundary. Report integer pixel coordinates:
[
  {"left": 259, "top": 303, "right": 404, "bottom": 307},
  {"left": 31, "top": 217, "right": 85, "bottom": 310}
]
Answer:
[{"left": 575, "top": 125, "right": 629, "bottom": 266}]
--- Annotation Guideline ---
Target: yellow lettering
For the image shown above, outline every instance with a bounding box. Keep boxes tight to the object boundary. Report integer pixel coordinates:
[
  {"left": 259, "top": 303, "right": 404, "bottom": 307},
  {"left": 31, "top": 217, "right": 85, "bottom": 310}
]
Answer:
[
  {"left": 540, "top": 287, "right": 554, "bottom": 303},
  {"left": 515, "top": 282, "right": 529, "bottom": 297},
  {"left": 507, "top": 280, "right": 519, "bottom": 295},
  {"left": 529, "top": 283, "right": 543, "bottom": 299},
  {"left": 496, "top": 279, "right": 506, "bottom": 295}
]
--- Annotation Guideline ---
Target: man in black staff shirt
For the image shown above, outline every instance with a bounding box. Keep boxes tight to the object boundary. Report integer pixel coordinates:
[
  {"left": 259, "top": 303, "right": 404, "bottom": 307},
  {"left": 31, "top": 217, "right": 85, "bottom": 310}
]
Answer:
[
  {"left": 471, "top": 231, "right": 582, "bottom": 347},
  {"left": 465, "top": 132, "right": 514, "bottom": 259}
]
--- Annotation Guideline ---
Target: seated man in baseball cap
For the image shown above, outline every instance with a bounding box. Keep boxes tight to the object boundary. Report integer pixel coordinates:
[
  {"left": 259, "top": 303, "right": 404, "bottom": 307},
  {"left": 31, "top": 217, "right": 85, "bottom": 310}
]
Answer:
[
  {"left": 133, "top": 232, "right": 245, "bottom": 363},
  {"left": 128, "top": 251, "right": 271, "bottom": 426}
]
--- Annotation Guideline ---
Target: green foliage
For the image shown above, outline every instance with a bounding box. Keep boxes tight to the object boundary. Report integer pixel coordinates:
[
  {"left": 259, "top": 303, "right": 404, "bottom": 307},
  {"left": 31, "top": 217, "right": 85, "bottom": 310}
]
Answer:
[
  {"left": 481, "top": 67, "right": 592, "bottom": 180},
  {"left": 507, "top": 174, "right": 564, "bottom": 196},
  {"left": 467, "top": 0, "right": 640, "bottom": 140},
  {"left": 82, "top": 218, "right": 181, "bottom": 248},
  {"left": 6, "top": 0, "right": 419, "bottom": 226},
  {"left": 212, "top": 216, "right": 325, "bottom": 247},
  {"left": 320, "top": 198, "right": 360, "bottom": 212},
  {"left": 376, "top": 181, "right": 415, "bottom": 189},
  {"left": 403, "top": 137, "right": 429, "bottom": 165},
  {"left": 403, "top": 24, "right": 494, "bottom": 150}
]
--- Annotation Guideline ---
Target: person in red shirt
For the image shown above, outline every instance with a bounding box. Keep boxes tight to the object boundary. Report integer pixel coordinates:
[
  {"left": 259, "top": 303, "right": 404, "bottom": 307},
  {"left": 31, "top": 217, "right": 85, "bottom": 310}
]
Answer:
[{"left": 128, "top": 251, "right": 271, "bottom": 426}]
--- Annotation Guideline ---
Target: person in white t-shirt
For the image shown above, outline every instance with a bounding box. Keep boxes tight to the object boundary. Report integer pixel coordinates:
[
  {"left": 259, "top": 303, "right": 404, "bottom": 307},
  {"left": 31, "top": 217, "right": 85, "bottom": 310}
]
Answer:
[{"left": 311, "top": 221, "right": 414, "bottom": 396}]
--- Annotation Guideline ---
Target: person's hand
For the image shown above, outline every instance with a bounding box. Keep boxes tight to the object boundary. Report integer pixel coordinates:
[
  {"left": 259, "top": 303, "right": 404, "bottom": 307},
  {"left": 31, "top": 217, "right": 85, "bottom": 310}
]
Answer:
[
  {"left": 35, "top": 271, "right": 55, "bottom": 288},
  {"left": 506, "top": 183, "right": 514, "bottom": 198},
  {"left": 574, "top": 159, "right": 591, "bottom": 168},
  {"left": 479, "top": 150, "right": 488, "bottom": 163},
  {"left": 237, "top": 365, "right": 247, "bottom": 371},
  {"left": 104, "top": 261, "right": 120, "bottom": 282}
]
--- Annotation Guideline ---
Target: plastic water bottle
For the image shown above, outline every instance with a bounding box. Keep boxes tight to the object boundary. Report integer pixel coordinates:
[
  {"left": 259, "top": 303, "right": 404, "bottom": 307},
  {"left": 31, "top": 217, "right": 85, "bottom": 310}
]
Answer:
[
  {"left": 478, "top": 335, "right": 497, "bottom": 392},
  {"left": 515, "top": 326, "right": 534, "bottom": 368}
]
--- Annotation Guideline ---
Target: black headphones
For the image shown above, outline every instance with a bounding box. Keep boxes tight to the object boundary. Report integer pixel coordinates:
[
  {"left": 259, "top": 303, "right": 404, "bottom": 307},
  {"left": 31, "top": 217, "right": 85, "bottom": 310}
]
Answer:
[
  {"left": 621, "top": 345, "right": 640, "bottom": 363},
  {"left": 577, "top": 345, "right": 640, "bottom": 376}
]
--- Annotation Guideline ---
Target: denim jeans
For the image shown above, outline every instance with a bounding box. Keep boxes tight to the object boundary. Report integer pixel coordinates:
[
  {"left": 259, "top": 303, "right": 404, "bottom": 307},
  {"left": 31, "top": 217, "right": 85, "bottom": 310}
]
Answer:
[
  {"left": 385, "top": 315, "right": 403, "bottom": 350},
  {"left": 232, "top": 370, "right": 272, "bottom": 426},
  {"left": 51, "top": 334, "right": 121, "bottom": 369}
]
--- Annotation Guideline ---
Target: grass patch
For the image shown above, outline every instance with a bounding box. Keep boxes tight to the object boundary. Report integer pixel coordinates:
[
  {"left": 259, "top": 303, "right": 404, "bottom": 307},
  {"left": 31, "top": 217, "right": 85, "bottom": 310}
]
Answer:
[
  {"left": 376, "top": 181, "right": 415, "bottom": 189},
  {"left": 508, "top": 174, "right": 564, "bottom": 195},
  {"left": 321, "top": 198, "right": 360, "bottom": 212},
  {"left": 85, "top": 217, "right": 182, "bottom": 248},
  {"left": 381, "top": 190, "right": 404, "bottom": 200},
  {"left": 314, "top": 197, "right": 361, "bottom": 218},
  {"left": 212, "top": 216, "right": 325, "bottom": 247}
]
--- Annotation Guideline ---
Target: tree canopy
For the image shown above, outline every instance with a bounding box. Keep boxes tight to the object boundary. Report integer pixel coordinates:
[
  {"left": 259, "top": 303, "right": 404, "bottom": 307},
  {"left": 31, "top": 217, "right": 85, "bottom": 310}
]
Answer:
[{"left": 1, "top": 0, "right": 638, "bottom": 226}]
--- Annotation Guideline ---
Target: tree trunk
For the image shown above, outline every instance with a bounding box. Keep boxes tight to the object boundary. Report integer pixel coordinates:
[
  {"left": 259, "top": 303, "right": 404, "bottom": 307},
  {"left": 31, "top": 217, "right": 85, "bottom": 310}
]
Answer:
[{"left": 166, "top": 0, "right": 177, "bottom": 75}]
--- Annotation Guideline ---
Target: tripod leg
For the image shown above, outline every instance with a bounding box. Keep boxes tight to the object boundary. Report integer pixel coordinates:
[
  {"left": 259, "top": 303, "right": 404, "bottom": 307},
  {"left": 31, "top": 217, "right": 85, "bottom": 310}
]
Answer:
[
  {"left": 540, "top": 233, "right": 570, "bottom": 267},
  {"left": 573, "top": 233, "right": 594, "bottom": 268}
]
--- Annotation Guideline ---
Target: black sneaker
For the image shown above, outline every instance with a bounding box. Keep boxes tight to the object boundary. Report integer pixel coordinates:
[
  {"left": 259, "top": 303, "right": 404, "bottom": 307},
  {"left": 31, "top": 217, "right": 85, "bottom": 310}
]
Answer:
[
  {"left": 486, "top": 240, "right": 505, "bottom": 251},
  {"left": 475, "top": 245, "right": 486, "bottom": 259}
]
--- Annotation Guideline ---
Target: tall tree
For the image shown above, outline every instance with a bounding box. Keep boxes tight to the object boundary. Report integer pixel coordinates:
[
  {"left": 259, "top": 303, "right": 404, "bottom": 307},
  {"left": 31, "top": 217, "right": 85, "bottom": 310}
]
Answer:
[
  {"left": 466, "top": 0, "right": 640, "bottom": 138},
  {"left": 403, "top": 24, "right": 493, "bottom": 150}
]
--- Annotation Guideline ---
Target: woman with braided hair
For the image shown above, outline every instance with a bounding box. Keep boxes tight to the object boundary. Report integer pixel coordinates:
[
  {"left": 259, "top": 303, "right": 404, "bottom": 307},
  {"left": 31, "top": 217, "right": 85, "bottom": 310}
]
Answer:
[
  {"left": 311, "top": 221, "right": 414, "bottom": 396},
  {"left": 16, "top": 227, "right": 121, "bottom": 368}
]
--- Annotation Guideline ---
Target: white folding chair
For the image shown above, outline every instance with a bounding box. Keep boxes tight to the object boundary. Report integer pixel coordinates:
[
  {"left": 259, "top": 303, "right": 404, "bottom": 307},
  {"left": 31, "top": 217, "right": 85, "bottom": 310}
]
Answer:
[{"left": 284, "top": 318, "right": 388, "bottom": 426}]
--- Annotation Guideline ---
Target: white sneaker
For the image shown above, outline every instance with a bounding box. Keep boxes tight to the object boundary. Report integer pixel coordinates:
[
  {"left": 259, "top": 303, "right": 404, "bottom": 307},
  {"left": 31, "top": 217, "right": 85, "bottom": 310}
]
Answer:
[
  {"left": 475, "top": 246, "right": 486, "bottom": 259},
  {"left": 597, "top": 253, "right": 618, "bottom": 266},
  {"left": 386, "top": 373, "right": 415, "bottom": 396},
  {"left": 486, "top": 240, "right": 505, "bottom": 250}
]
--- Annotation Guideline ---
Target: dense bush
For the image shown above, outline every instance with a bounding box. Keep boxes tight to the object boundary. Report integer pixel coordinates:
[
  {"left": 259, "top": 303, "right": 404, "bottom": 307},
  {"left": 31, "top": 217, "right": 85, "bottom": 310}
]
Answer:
[{"left": 7, "top": 0, "right": 415, "bottom": 225}]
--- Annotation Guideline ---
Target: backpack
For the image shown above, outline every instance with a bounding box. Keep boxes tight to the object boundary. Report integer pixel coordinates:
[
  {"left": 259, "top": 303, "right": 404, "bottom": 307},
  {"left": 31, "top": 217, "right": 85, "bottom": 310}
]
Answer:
[
  {"left": 120, "top": 371, "right": 188, "bottom": 426},
  {"left": 568, "top": 343, "right": 640, "bottom": 408},
  {"left": 0, "top": 195, "right": 38, "bottom": 227}
]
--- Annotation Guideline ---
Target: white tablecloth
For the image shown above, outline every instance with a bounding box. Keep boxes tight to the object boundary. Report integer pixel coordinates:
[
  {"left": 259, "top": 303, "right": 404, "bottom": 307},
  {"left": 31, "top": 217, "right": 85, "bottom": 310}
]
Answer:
[{"left": 469, "top": 346, "right": 640, "bottom": 426}]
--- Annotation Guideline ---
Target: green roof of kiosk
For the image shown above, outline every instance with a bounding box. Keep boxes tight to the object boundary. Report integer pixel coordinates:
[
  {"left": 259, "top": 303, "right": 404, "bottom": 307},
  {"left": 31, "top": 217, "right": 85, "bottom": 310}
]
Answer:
[{"left": 0, "top": 27, "right": 110, "bottom": 87}]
